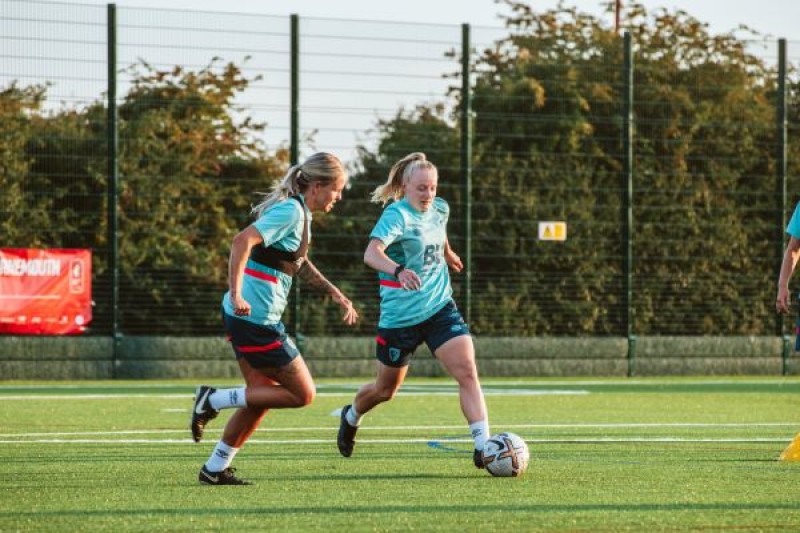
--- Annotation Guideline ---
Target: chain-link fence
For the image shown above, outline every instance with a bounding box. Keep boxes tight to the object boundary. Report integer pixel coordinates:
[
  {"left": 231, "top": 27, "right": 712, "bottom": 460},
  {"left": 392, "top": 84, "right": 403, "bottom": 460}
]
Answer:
[{"left": 2, "top": 1, "right": 798, "bottom": 344}]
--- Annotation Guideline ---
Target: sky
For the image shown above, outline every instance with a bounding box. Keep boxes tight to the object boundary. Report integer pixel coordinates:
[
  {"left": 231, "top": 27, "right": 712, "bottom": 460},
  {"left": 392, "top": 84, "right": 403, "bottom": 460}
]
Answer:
[{"left": 70, "top": 0, "right": 800, "bottom": 40}]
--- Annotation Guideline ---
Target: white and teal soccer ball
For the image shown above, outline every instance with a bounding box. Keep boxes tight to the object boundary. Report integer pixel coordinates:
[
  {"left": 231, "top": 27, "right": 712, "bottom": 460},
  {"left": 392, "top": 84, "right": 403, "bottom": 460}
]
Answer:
[{"left": 482, "top": 432, "right": 530, "bottom": 477}]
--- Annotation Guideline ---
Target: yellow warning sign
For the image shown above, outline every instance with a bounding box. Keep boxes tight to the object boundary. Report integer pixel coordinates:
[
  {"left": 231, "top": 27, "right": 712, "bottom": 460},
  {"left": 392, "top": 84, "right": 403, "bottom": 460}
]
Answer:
[{"left": 538, "top": 221, "right": 567, "bottom": 241}]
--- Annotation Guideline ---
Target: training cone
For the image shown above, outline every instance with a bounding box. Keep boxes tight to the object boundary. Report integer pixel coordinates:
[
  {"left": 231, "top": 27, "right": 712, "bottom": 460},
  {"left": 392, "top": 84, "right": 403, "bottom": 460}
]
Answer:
[{"left": 779, "top": 433, "right": 800, "bottom": 461}]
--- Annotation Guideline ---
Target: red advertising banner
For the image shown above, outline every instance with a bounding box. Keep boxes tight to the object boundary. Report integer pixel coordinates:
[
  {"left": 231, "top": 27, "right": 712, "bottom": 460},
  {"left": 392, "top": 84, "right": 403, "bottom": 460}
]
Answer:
[{"left": 0, "top": 248, "right": 92, "bottom": 335}]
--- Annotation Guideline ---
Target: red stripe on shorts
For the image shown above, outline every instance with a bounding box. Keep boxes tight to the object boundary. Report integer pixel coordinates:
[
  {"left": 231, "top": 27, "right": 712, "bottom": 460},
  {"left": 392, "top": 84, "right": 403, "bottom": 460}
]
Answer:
[
  {"left": 245, "top": 267, "right": 278, "bottom": 284},
  {"left": 375, "top": 335, "right": 387, "bottom": 346},
  {"left": 379, "top": 279, "right": 402, "bottom": 288},
  {"left": 236, "top": 340, "right": 283, "bottom": 353}
]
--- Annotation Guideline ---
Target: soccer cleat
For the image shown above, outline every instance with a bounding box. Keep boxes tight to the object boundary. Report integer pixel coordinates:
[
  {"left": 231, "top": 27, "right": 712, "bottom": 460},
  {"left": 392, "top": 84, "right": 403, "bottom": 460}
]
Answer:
[
  {"left": 198, "top": 465, "right": 252, "bottom": 486},
  {"left": 190, "top": 385, "right": 219, "bottom": 443},
  {"left": 337, "top": 404, "right": 358, "bottom": 457},
  {"left": 473, "top": 448, "right": 486, "bottom": 469}
]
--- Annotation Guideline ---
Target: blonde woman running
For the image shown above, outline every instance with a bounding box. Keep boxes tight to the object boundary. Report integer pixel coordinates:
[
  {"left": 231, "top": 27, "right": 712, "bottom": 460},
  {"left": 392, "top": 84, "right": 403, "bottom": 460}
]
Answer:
[{"left": 191, "top": 152, "right": 359, "bottom": 485}]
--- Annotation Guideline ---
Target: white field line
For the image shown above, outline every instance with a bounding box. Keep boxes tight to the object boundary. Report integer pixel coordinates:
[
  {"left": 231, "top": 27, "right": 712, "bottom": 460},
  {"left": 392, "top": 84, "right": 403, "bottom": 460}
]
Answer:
[
  {"left": 0, "top": 390, "right": 590, "bottom": 400},
  {"left": 2, "top": 422, "right": 798, "bottom": 439},
  {"left": 1, "top": 378, "right": 798, "bottom": 390},
  {"left": 0, "top": 437, "right": 791, "bottom": 445}
]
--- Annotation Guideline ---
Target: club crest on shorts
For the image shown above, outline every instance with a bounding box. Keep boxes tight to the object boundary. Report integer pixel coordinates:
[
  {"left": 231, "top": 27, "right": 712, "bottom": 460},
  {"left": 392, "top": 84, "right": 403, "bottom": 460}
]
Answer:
[{"left": 389, "top": 347, "right": 401, "bottom": 362}]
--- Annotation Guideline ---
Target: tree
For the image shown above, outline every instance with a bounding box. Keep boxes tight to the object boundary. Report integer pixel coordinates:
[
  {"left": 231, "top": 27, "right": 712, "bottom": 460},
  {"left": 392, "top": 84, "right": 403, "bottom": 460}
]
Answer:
[
  {"left": 114, "top": 60, "right": 286, "bottom": 333},
  {"left": 353, "top": 1, "right": 781, "bottom": 335},
  {"left": 1, "top": 61, "right": 288, "bottom": 334},
  {"left": 0, "top": 84, "right": 47, "bottom": 244}
]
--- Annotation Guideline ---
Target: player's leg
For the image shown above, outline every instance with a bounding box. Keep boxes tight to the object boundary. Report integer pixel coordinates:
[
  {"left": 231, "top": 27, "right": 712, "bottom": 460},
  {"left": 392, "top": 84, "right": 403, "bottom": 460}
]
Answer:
[
  {"left": 337, "top": 362, "right": 408, "bottom": 458},
  {"left": 425, "top": 301, "right": 490, "bottom": 468},
  {"left": 222, "top": 355, "right": 314, "bottom": 447},
  {"left": 237, "top": 355, "right": 316, "bottom": 409},
  {"left": 191, "top": 318, "right": 307, "bottom": 443},
  {"left": 338, "top": 327, "right": 418, "bottom": 457},
  {"left": 195, "top": 316, "right": 314, "bottom": 485},
  {"left": 434, "top": 334, "right": 490, "bottom": 468},
  {"left": 434, "top": 335, "right": 487, "bottom": 423},
  {"left": 198, "top": 358, "right": 274, "bottom": 485},
  {"left": 354, "top": 361, "right": 409, "bottom": 416},
  {"left": 198, "top": 355, "right": 315, "bottom": 485}
]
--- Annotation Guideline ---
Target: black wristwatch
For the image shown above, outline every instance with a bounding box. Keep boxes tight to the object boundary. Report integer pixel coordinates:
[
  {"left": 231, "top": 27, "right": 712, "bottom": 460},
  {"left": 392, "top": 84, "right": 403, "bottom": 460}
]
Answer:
[{"left": 393, "top": 264, "right": 405, "bottom": 277}]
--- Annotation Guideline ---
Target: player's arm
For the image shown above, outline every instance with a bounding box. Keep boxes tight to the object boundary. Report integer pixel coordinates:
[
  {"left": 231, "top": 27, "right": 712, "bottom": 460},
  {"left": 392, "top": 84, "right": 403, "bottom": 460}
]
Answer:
[
  {"left": 776, "top": 235, "right": 800, "bottom": 313},
  {"left": 443, "top": 237, "right": 463, "bottom": 273},
  {"left": 298, "top": 259, "right": 359, "bottom": 325},
  {"left": 228, "top": 225, "right": 263, "bottom": 317},
  {"left": 364, "top": 238, "right": 421, "bottom": 290}
]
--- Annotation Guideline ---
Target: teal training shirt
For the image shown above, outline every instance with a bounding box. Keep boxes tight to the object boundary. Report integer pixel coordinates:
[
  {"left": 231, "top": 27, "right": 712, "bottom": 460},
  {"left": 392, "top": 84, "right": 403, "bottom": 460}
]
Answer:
[
  {"left": 222, "top": 195, "right": 311, "bottom": 325},
  {"left": 788, "top": 202, "right": 800, "bottom": 238},
  {"left": 370, "top": 196, "right": 453, "bottom": 328}
]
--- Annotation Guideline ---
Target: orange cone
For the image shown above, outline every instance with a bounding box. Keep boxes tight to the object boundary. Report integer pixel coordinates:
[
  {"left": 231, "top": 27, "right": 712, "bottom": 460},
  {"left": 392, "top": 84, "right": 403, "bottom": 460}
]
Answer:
[{"left": 779, "top": 433, "right": 800, "bottom": 461}]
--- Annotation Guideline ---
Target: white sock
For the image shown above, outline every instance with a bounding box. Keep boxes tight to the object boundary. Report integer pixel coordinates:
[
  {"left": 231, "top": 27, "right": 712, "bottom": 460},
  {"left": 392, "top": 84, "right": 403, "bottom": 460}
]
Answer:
[
  {"left": 345, "top": 405, "right": 363, "bottom": 427},
  {"left": 204, "top": 441, "right": 239, "bottom": 472},
  {"left": 209, "top": 387, "right": 247, "bottom": 410},
  {"left": 469, "top": 420, "right": 490, "bottom": 450}
]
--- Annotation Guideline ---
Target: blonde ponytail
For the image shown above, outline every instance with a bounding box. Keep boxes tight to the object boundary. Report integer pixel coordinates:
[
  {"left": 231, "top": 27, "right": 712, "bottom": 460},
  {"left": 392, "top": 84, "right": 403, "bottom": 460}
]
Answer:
[
  {"left": 251, "top": 152, "right": 345, "bottom": 218},
  {"left": 370, "top": 152, "right": 436, "bottom": 205}
]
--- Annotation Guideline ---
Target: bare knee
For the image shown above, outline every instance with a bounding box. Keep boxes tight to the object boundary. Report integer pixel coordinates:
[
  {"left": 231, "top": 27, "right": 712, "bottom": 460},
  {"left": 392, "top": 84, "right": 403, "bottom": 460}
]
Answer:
[
  {"left": 291, "top": 384, "right": 316, "bottom": 407},
  {"left": 374, "top": 384, "right": 400, "bottom": 403},
  {"left": 453, "top": 366, "right": 480, "bottom": 389}
]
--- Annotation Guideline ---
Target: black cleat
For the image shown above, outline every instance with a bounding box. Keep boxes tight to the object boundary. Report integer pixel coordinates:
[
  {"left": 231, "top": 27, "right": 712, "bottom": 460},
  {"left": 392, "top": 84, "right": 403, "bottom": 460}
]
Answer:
[
  {"left": 337, "top": 404, "right": 358, "bottom": 457},
  {"left": 473, "top": 448, "right": 485, "bottom": 469},
  {"left": 190, "top": 385, "right": 219, "bottom": 443},
  {"left": 198, "top": 465, "right": 252, "bottom": 486}
]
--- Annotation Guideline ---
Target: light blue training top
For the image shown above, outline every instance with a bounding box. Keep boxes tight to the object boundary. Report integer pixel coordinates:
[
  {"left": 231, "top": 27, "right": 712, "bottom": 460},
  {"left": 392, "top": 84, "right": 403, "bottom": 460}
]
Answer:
[
  {"left": 787, "top": 202, "right": 800, "bottom": 239},
  {"left": 222, "top": 195, "right": 311, "bottom": 325},
  {"left": 370, "top": 196, "right": 453, "bottom": 328}
]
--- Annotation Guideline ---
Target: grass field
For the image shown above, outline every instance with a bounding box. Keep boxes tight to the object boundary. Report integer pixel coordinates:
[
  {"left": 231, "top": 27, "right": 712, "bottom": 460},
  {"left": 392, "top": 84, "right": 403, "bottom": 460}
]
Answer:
[{"left": 2, "top": 377, "right": 800, "bottom": 532}]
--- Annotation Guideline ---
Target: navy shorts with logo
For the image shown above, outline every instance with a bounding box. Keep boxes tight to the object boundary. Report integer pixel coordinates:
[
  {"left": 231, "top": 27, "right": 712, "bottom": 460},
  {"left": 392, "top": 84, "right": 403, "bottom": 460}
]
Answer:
[
  {"left": 375, "top": 300, "right": 470, "bottom": 368},
  {"left": 223, "top": 310, "right": 300, "bottom": 368}
]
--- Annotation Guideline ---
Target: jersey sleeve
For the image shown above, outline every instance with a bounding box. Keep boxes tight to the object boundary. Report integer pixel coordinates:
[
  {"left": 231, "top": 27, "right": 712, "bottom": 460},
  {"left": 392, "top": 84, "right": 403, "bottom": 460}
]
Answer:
[
  {"left": 787, "top": 202, "right": 800, "bottom": 239},
  {"left": 433, "top": 197, "right": 450, "bottom": 226},
  {"left": 252, "top": 200, "right": 303, "bottom": 249},
  {"left": 369, "top": 204, "right": 405, "bottom": 246}
]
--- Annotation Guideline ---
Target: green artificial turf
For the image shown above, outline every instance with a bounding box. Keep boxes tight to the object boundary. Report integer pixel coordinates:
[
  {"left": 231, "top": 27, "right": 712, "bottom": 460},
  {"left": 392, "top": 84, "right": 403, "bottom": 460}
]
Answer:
[{"left": 1, "top": 377, "right": 799, "bottom": 531}]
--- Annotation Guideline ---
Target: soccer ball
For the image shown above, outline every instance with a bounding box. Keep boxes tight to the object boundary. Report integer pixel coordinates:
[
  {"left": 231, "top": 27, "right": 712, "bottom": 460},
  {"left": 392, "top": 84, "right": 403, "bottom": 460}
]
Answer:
[{"left": 481, "top": 432, "right": 530, "bottom": 477}]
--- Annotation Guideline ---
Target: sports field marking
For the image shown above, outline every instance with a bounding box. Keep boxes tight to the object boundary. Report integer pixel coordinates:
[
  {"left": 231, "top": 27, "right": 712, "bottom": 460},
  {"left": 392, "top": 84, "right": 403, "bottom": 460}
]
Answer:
[
  {"left": 0, "top": 436, "right": 791, "bottom": 445},
  {"left": 0, "top": 390, "right": 590, "bottom": 400},
  {"left": 1, "top": 378, "right": 796, "bottom": 390},
  {"left": 2, "top": 422, "right": 797, "bottom": 438}
]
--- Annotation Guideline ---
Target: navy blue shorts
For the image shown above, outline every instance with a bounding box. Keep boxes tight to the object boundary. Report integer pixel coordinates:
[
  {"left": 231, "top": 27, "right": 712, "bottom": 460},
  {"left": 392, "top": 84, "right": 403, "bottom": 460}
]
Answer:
[
  {"left": 375, "top": 300, "right": 470, "bottom": 368},
  {"left": 223, "top": 310, "right": 300, "bottom": 369}
]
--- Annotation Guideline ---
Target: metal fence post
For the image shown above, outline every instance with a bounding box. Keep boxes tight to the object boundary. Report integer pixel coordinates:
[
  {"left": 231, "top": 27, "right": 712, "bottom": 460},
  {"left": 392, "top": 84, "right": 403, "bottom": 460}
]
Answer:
[
  {"left": 291, "top": 14, "right": 299, "bottom": 167},
  {"left": 461, "top": 23, "right": 473, "bottom": 325},
  {"left": 623, "top": 31, "right": 635, "bottom": 376},
  {"left": 289, "top": 14, "right": 303, "bottom": 350},
  {"left": 107, "top": 3, "right": 120, "bottom": 373},
  {"left": 777, "top": 38, "right": 789, "bottom": 373}
]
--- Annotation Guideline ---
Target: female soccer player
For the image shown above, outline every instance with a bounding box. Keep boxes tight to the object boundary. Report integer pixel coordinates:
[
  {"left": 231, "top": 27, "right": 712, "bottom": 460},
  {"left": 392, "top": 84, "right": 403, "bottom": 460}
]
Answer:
[
  {"left": 191, "top": 152, "right": 359, "bottom": 485},
  {"left": 777, "top": 201, "right": 800, "bottom": 315},
  {"left": 336, "top": 152, "right": 490, "bottom": 469}
]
